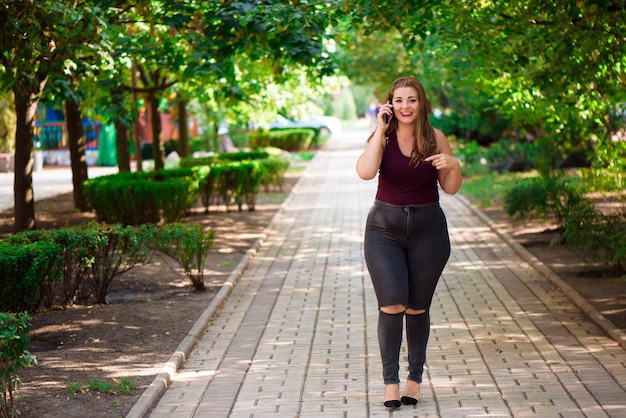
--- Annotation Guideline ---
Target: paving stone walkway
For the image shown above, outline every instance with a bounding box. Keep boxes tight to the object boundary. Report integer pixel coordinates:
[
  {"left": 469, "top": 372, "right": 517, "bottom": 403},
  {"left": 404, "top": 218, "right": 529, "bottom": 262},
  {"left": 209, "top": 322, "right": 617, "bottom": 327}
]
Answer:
[{"left": 130, "top": 128, "right": 626, "bottom": 418}]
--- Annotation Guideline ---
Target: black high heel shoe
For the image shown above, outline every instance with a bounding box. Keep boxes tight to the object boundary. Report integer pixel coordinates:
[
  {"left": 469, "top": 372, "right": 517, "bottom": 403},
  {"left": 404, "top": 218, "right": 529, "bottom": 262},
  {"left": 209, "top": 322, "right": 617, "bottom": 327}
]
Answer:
[
  {"left": 384, "top": 384, "right": 401, "bottom": 409},
  {"left": 384, "top": 399, "right": 402, "bottom": 408},
  {"left": 401, "top": 380, "right": 420, "bottom": 405}
]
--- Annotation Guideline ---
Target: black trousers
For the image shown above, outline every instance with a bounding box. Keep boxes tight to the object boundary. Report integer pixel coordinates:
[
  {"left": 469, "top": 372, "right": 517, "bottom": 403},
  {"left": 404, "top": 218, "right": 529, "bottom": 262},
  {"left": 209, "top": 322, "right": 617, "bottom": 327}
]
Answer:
[{"left": 364, "top": 200, "right": 450, "bottom": 384}]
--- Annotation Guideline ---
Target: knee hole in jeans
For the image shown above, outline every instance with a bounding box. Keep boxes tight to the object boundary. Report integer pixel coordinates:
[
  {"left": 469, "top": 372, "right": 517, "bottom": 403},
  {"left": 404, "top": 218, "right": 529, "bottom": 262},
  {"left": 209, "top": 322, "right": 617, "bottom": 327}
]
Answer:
[
  {"left": 405, "top": 308, "right": 426, "bottom": 315},
  {"left": 380, "top": 304, "right": 406, "bottom": 315}
]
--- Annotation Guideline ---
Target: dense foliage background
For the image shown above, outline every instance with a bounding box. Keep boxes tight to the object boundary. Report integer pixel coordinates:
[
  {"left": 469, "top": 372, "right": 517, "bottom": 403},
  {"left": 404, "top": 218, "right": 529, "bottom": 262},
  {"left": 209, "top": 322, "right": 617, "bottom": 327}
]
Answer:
[{"left": 1, "top": 0, "right": 625, "bottom": 230}]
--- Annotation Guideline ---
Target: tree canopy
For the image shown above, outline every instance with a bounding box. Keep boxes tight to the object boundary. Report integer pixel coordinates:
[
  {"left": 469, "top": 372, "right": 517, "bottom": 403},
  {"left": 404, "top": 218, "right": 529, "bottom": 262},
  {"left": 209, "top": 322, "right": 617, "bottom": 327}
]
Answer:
[
  {"left": 0, "top": 0, "right": 340, "bottom": 231},
  {"left": 339, "top": 0, "right": 626, "bottom": 148},
  {"left": 1, "top": 0, "right": 625, "bottom": 231}
]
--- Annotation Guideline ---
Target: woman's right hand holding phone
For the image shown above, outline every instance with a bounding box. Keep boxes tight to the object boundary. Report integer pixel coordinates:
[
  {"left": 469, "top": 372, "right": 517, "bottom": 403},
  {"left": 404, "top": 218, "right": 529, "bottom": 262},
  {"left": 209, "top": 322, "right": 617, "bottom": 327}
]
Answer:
[
  {"left": 380, "top": 100, "right": 393, "bottom": 125},
  {"left": 358, "top": 100, "right": 392, "bottom": 179}
]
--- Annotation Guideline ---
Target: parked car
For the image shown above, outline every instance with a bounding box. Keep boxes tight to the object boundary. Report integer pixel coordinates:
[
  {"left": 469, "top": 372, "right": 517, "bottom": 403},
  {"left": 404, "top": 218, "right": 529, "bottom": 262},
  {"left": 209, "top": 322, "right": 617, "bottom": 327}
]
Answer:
[{"left": 269, "top": 115, "right": 342, "bottom": 134}]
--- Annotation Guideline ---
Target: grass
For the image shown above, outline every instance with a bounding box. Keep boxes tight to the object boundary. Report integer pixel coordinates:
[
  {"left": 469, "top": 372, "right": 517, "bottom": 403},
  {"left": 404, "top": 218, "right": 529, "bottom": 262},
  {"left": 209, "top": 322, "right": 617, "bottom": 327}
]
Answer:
[
  {"left": 65, "top": 377, "right": 136, "bottom": 397},
  {"left": 294, "top": 151, "right": 315, "bottom": 161},
  {"left": 66, "top": 382, "right": 84, "bottom": 396},
  {"left": 459, "top": 170, "right": 539, "bottom": 207}
]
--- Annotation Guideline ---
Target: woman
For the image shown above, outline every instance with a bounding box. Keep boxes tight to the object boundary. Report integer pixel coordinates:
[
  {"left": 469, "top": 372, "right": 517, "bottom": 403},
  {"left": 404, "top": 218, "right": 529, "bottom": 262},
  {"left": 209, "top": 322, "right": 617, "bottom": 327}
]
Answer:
[{"left": 356, "top": 76, "right": 462, "bottom": 409}]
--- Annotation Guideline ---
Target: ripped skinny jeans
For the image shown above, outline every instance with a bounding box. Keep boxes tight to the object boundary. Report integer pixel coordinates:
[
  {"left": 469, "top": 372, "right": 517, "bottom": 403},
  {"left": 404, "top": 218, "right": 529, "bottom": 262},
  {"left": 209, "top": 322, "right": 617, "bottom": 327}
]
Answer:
[{"left": 364, "top": 200, "right": 450, "bottom": 384}]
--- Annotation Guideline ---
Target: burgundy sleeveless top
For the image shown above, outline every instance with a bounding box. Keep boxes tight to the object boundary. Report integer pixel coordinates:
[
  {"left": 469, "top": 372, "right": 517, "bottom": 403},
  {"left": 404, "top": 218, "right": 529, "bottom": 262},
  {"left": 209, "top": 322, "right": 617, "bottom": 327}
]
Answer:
[{"left": 375, "top": 133, "right": 439, "bottom": 205}]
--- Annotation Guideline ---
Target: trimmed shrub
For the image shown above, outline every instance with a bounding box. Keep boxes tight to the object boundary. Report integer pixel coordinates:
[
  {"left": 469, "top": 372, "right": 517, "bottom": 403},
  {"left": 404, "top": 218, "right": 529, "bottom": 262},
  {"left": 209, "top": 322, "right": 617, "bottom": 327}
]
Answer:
[
  {"left": 84, "top": 170, "right": 200, "bottom": 225},
  {"left": 152, "top": 223, "right": 214, "bottom": 291},
  {"left": 249, "top": 130, "right": 272, "bottom": 149},
  {"left": 238, "top": 160, "right": 266, "bottom": 211},
  {"left": 200, "top": 161, "right": 265, "bottom": 211},
  {"left": 0, "top": 221, "right": 217, "bottom": 307},
  {"left": 0, "top": 240, "right": 62, "bottom": 312},
  {"left": 259, "top": 157, "right": 290, "bottom": 192},
  {"left": 78, "top": 223, "right": 157, "bottom": 304},
  {"left": 504, "top": 176, "right": 586, "bottom": 230},
  {"left": 0, "top": 230, "right": 63, "bottom": 312},
  {"left": 1, "top": 223, "right": 157, "bottom": 307},
  {"left": 561, "top": 203, "right": 626, "bottom": 276},
  {"left": 249, "top": 128, "right": 317, "bottom": 151},
  {"left": 1, "top": 312, "right": 37, "bottom": 418},
  {"left": 266, "top": 128, "right": 316, "bottom": 151},
  {"left": 20, "top": 227, "right": 100, "bottom": 307},
  {"left": 180, "top": 153, "right": 287, "bottom": 212},
  {"left": 216, "top": 150, "right": 270, "bottom": 162},
  {"left": 179, "top": 150, "right": 270, "bottom": 168}
]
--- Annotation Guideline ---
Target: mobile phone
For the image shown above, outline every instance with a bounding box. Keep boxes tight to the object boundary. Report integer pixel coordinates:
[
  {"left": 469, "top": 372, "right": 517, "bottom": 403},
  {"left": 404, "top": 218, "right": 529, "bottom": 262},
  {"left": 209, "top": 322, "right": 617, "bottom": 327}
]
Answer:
[{"left": 383, "top": 99, "right": 392, "bottom": 124}]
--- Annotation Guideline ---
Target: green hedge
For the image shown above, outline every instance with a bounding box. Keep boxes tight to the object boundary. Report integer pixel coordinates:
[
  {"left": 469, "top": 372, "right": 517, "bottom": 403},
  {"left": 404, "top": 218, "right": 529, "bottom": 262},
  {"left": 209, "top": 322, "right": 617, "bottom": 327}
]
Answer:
[
  {"left": 153, "top": 223, "right": 215, "bottom": 291},
  {"left": 180, "top": 151, "right": 289, "bottom": 212},
  {"left": 179, "top": 150, "right": 271, "bottom": 168},
  {"left": 2, "top": 223, "right": 156, "bottom": 307},
  {"left": 1, "top": 311, "right": 37, "bottom": 418},
  {"left": 198, "top": 160, "right": 265, "bottom": 211},
  {"left": 83, "top": 169, "right": 202, "bottom": 225},
  {"left": 504, "top": 176, "right": 585, "bottom": 230},
  {"left": 85, "top": 151, "right": 289, "bottom": 220},
  {"left": 0, "top": 240, "right": 61, "bottom": 312},
  {"left": 250, "top": 128, "right": 317, "bottom": 151},
  {"left": 0, "top": 222, "right": 215, "bottom": 309},
  {"left": 215, "top": 150, "right": 271, "bottom": 162},
  {"left": 0, "top": 221, "right": 216, "bottom": 417},
  {"left": 561, "top": 201, "right": 626, "bottom": 276},
  {"left": 259, "top": 157, "right": 290, "bottom": 192},
  {"left": 504, "top": 175, "right": 626, "bottom": 276}
]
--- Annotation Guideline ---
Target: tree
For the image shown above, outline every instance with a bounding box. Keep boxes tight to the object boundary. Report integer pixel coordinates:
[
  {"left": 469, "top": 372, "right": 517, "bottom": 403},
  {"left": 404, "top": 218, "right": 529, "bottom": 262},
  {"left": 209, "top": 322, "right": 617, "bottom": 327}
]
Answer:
[
  {"left": 0, "top": 0, "right": 108, "bottom": 231},
  {"left": 341, "top": 0, "right": 626, "bottom": 161},
  {"left": 64, "top": 97, "right": 91, "bottom": 211},
  {"left": 170, "top": 0, "right": 339, "bottom": 158},
  {"left": 2, "top": 0, "right": 340, "bottom": 232},
  {"left": 0, "top": 92, "right": 16, "bottom": 154},
  {"left": 333, "top": 25, "right": 410, "bottom": 98},
  {"left": 98, "top": 0, "right": 338, "bottom": 170}
]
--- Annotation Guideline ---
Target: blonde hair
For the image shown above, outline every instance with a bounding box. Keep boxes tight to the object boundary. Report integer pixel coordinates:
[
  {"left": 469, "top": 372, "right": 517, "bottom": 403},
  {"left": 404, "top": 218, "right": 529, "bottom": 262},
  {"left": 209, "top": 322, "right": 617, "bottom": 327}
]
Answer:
[{"left": 376, "top": 76, "right": 438, "bottom": 166}]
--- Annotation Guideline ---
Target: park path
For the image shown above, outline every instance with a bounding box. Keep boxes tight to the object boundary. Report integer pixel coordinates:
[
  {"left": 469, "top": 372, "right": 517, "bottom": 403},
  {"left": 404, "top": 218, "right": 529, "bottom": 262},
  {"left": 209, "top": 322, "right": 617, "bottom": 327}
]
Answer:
[{"left": 128, "top": 128, "right": 626, "bottom": 417}]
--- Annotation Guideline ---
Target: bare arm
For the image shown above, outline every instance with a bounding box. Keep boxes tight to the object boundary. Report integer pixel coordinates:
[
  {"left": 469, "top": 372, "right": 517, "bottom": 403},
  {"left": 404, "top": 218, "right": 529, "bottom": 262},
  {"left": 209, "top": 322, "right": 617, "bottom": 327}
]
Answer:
[
  {"left": 356, "top": 103, "right": 393, "bottom": 180},
  {"left": 424, "top": 129, "right": 462, "bottom": 194},
  {"left": 356, "top": 128, "right": 386, "bottom": 180}
]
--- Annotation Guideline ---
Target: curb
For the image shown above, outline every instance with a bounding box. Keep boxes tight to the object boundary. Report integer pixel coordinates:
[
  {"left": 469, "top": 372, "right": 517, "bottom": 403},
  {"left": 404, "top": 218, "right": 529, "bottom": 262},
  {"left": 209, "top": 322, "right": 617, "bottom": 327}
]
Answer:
[
  {"left": 456, "top": 194, "right": 626, "bottom": 351},
  {"left": 126, "top": 168, "right": 307, "bottom": 418}
]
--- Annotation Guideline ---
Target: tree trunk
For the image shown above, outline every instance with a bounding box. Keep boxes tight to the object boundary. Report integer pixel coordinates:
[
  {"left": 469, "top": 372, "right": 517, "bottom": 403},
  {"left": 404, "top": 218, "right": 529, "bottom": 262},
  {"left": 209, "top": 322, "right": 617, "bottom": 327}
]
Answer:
[
  {"left": 110, "top": 87, "right": 131, "bottom": 172},
  {"left": 178, "top": 98, "right": 190, "bottom": 158},
  {"left": 64, "top": 99, "right": 91, "bottom": 211},
  {"left": 131, "top": 64, "right": 143, "bottom": 172},
  {"left": 12, "top": 88, "right": 38, "bottom": 232},
  {"left": 149, "top": 95, "right": 164, "bottom": 171},
  {"left": 114, "top": 117, "right": 131, "bottom": 172},
  {"left": 133, "top": 118, "right": 143, "bottom": 172}
]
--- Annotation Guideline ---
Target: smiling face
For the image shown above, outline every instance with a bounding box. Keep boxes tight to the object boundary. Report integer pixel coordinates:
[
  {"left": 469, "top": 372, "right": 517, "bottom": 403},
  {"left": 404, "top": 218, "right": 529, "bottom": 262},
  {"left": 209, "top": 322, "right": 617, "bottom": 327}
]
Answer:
[{"left": 391, "top": 86, "right": 419, "bottom": 125}]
